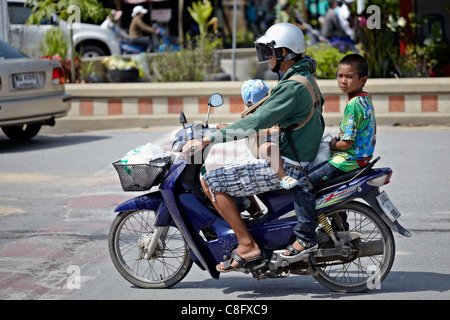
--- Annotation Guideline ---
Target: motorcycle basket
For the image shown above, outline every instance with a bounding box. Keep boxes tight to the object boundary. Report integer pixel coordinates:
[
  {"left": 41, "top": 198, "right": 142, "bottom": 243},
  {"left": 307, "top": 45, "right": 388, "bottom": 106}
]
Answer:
[{"left": 113, "top": 156, "right": 172, "bottom": 191}]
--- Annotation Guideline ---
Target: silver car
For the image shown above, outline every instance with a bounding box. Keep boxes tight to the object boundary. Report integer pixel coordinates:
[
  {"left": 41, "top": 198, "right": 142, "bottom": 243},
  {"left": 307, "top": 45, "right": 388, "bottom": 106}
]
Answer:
[{"left": 0, "top": 39, "right": 71, "bottom": 140}]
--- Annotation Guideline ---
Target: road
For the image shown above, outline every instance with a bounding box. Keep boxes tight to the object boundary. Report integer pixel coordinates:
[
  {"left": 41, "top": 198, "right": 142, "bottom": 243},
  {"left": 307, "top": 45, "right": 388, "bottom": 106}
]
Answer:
[{"left": 0, "top": 125, "right": 449, "bottom": 302}]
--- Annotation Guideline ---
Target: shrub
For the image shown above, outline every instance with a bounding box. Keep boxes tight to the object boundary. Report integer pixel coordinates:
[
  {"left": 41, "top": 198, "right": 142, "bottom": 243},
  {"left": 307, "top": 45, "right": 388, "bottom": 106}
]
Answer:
[
  {"left": 150, "top": 35, "right": 222, "bottom": 82},
  {"left": 305, "top": 43, "right": 349, "bottom": 79},
  {"left": 40, "top": 27, "right": 68, "bottom": 58}
]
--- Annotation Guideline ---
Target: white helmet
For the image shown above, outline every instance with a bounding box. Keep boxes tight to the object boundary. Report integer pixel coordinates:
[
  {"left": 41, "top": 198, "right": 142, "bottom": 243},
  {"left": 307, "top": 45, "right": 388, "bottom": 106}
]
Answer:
[{"left": 255, "top": 23, "right": 306, "bottom": 64}]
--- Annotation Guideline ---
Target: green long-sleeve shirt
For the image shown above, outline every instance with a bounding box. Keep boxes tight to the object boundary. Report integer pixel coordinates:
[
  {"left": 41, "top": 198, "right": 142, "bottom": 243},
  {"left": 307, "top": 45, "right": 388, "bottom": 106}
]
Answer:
[{"left": 208, "top": 57, "right": 325, "bottom": 162}]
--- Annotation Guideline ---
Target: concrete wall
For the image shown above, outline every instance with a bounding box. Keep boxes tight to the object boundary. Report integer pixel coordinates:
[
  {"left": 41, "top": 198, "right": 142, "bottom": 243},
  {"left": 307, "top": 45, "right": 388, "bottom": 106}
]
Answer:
[{"left": 56, "top": 77, "right": 450, "bottom": 133}]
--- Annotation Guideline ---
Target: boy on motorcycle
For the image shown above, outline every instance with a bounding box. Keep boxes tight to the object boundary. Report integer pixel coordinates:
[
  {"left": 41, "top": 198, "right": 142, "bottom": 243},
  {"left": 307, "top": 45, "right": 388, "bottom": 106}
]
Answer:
[
  {"left": 182, "top": 23, "right": 325, "bottom": 272},
  {"left": 283, "top": 53, "right": 376, "bottom": 257}
]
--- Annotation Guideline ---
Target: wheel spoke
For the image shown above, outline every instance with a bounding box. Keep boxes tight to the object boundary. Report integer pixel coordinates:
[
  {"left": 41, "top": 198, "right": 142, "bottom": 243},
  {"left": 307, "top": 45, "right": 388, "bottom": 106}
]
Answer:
[
  {"left": 109, "top": 210, "right": 192, "bottom": 288},
  {"left": 314, "top": 203, "right": 395, "bottom": 292}
]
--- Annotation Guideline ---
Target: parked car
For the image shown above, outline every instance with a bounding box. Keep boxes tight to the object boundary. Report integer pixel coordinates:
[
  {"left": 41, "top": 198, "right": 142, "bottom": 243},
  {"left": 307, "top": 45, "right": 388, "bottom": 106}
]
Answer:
[
  {"left": 7, "top": 0, "right": 121, "bottom": 58},
  {"left": 0, "top": 39, "right": 71, "bottom": 140}
]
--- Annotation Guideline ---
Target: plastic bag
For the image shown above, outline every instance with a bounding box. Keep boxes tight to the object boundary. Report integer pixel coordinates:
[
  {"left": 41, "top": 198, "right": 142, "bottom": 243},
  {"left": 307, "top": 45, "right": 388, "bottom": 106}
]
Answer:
[
  {"left": 120, "top": 143, "right": 165, "bottom": 165},
  {"left": 119, "top": 143, "right": 166, "bottom": 187},
  {"left": 132, "top": 53, "right": 151, "bottom": 79}
]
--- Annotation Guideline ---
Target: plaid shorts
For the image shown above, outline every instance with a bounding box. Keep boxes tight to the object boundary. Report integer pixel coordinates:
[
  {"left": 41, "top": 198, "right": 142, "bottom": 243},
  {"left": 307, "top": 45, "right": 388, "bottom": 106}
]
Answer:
[{"left": 203, "top": 157, "right": 302, "bottom": 200}]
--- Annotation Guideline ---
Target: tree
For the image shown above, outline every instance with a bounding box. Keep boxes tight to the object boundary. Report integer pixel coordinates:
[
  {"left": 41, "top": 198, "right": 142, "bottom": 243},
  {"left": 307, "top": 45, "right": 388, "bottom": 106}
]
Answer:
[{"left": 25, "top": 0, "right": 109, "bottom": 82}]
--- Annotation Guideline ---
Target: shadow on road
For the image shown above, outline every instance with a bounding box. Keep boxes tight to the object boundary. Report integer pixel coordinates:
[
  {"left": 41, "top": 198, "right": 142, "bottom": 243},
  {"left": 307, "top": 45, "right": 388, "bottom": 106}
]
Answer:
[
  {"left": 0, "top": 133, "right": 111, "bottom": 153},
  {"left": 172, "top": 270, "right": 450, "bottom": 299}
]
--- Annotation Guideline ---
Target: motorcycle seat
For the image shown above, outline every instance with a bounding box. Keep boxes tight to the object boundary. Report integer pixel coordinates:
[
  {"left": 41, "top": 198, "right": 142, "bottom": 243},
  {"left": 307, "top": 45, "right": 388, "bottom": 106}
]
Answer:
[{"left": 315, "top": 157, "right": 380, "bottom": 196}]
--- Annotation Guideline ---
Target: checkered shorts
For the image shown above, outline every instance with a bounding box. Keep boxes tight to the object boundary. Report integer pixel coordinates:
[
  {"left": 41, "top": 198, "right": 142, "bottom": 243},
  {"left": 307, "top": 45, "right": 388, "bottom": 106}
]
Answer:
[{"left": 203, "top": 157, "right": 302, "bottom": 200}]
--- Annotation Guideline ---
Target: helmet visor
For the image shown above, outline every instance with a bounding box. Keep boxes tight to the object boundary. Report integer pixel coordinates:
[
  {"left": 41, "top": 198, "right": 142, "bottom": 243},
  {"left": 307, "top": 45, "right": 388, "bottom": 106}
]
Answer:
[{"left": 255, "top": 42, "right": 274, "bottom": 64}]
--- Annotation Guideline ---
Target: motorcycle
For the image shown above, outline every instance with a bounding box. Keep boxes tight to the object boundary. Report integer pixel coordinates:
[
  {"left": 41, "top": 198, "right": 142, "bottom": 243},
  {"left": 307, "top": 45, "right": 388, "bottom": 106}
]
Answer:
[
  {"left": 118, "top": 28, "right": 180, "bottom": 55},
  {"left": 109, "top": 93, "right": 411, "bottom": 293}
]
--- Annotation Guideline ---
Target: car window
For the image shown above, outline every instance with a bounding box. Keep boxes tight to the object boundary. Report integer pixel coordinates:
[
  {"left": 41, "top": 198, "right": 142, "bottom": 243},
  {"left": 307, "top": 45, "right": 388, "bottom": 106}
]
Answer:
[
  {"left": 8, "top": 2, "right": 52, "bottom": 25},
  {"left": 0, "top": 40, "right": 27, "bottom": 59},
  {"left": 8, "top": 2, "right": 32, "bottom": 24}
]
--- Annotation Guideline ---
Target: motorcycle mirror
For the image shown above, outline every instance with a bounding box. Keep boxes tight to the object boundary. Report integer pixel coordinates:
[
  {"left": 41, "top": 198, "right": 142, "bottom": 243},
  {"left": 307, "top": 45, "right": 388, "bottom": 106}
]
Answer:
[
  {"left": 179, "top": 108, "right": 187, "bottom": 124},
  {"left": 179, "top": 108, "right": 189, "bottom": 141},
  {"left": 208, "top": 93, "right": 223, "bottom": 107},
  {"left": 206, "top": 93, "right": 223, "bottom": 128}
]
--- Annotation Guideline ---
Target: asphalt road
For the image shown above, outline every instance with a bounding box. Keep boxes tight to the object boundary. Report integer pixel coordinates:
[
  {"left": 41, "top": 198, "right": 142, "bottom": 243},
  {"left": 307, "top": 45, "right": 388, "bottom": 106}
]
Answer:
[{"left": 0, "top": 125, "right": 449, "bottom": 302}]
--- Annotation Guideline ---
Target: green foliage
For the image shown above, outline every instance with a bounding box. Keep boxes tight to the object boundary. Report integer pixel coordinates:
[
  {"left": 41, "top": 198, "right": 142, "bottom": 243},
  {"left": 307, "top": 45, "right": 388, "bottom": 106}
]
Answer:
[
  {"left": 25, "top": 0, "right": 109, "bottom": 25},
  {"left": 306, "top": 44, "right": 349, "bottom": 79},
  {"left": 150, "top": 0, "right": 222, "bottom": 82},
  {"left": 151, "top": 35, "right": 222, "bottom": 82},
  {"left": 360, "top": 26, "right": 398, "bottom": 78},
  {"left": 40, "top": 27, "right": 68, "bottom": 58},
  {"left": 187, "top": 0, "right": 213, "bottom": 37},
  {"left": 25, "top": 0, "right": 109, "bottom": 83},
  {"left": 357, "top": 5, "right": 449, "bottom": 78}
]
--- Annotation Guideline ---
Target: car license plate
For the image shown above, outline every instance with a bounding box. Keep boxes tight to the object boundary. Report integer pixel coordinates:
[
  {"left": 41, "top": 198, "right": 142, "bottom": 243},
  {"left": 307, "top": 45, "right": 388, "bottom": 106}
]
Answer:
[
  {"left": 13, "top": 72, "right": 39, "bottom": 89},
  {"left": 376, "top": 191, "right": 401, "bottom": 222}
]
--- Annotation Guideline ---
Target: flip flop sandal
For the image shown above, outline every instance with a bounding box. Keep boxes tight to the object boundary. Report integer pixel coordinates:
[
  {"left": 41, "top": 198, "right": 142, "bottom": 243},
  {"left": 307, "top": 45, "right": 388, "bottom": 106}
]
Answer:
[
  {"left": 280, "top": 176, "right": 299, "bottom": 190},
  {"left": 216, "top": 250, "right": 264, "bottom": 273},
  {"left": 281, "top": 242, "right": 318, "bottom": 258}
]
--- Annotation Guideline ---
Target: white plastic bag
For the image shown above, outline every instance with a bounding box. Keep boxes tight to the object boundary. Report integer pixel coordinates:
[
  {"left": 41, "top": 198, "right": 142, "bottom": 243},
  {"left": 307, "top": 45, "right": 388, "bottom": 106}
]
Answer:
[
  {"left": 119, "top": 143, "right": 166, "bottom": 187},
  {"left": 120, "top": 143, "right": 165, "bottom": 165}
]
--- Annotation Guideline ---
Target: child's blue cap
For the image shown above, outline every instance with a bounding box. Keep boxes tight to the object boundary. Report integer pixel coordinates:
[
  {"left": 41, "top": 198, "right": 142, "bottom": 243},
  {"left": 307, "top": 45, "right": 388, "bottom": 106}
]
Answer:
[{"left": 241, "top": 79, "right": 270, "bottom": 106}]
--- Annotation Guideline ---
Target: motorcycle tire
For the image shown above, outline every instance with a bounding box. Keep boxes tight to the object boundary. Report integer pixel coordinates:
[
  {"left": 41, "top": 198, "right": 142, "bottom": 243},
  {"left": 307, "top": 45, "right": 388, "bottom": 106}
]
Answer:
[
  {"left": 313, "top": 201, "right": 395, "bottom": 293},
  {"left": 109, "top": 209, "right": 192, "bottom": 289}
]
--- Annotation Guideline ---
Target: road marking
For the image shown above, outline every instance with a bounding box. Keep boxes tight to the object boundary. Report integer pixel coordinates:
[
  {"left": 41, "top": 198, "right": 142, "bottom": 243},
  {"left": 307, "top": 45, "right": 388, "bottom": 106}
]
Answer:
[
  {"left": 0, "top": 172, "right": 59, "bottom": 183},
  {"left": 0, "top": 207, "right": 25, "bottom": 216}
]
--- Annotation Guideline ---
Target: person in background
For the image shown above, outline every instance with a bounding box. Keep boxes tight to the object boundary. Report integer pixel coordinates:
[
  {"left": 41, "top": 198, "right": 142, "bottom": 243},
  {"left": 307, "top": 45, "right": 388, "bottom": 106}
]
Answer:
[
  {"left": 129, "top": 5, "right": 160, "bottom": 52},
  {"left": 338, "top": 0, "right": 355, "bottom": 40},
  {"left": 321, "top": 0, "right": 347, "bottom": 40}
]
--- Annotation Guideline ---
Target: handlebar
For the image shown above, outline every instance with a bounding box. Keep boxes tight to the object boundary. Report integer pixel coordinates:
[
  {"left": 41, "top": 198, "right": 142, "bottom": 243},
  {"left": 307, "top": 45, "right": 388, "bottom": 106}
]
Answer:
[{"left": 171, "top": 123, "right": 218, "bottom": 152}]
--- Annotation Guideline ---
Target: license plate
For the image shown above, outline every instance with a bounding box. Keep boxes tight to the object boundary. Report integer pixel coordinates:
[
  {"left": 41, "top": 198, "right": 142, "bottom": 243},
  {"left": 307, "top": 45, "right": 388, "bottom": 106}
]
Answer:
[
  {"left": 376, "top": 191, "right": 401, "bottom": 222},
  {"left": 13, "top": 72, "right": 38, "bottom": 89}
]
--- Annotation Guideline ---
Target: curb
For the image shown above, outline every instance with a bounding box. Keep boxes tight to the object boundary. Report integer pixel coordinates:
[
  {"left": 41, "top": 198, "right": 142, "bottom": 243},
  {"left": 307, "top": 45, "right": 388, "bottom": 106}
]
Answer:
[{"left": 40, "top": 113, "right": 450, "bottom": 135}]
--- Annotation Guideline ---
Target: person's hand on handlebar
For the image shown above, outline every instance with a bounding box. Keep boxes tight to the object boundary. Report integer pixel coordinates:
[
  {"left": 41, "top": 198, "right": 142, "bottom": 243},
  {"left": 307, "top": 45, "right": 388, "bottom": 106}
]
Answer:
[{"left": 181, "top": 137, "right": 212, "bottom": 159}]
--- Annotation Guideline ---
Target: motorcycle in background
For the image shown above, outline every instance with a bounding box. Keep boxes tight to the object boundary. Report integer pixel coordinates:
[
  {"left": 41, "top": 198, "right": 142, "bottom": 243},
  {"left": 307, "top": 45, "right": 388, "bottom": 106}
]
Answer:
[{"left": 109, "top": 93, "right": 411, "bottom": 293}]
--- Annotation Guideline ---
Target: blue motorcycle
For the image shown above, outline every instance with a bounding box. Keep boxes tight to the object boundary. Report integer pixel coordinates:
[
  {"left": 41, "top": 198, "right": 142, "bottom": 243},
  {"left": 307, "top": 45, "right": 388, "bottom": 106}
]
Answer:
[
  {"left": 109, "top": 93, "right": 411, "bottom": 293},
  {"left": 119, "top": 27, "right": 180, "bottom": 55}
]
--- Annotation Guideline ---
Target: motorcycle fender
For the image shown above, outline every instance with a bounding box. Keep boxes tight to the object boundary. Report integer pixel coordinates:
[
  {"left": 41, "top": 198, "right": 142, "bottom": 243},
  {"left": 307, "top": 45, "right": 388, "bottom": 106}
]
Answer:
[
  {"left": 114, "top": 191, "right": 174, "bottom": 227},
  {"left": 362, "top": 189, "right": 411, "bottom": 237}
]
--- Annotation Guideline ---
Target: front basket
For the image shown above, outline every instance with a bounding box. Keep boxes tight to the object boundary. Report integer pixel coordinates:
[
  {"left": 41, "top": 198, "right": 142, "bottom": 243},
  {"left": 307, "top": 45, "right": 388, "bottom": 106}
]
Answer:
[{"left": 113, "top": 156, "right": 172, "bottom": 191}]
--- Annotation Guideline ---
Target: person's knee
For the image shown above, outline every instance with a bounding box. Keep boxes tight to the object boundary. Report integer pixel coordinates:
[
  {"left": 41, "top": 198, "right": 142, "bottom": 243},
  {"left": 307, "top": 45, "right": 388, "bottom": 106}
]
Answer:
[
  {"left": 259, "top": 142, "right": 277, "bottom": 159},
  {"left": 258, "top": 143, "right": 268, "bottom": 159}
]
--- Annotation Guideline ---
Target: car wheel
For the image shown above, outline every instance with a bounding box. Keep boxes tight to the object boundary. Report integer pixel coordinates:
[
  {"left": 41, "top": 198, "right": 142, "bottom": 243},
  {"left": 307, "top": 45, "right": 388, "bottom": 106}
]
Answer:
[
  {"left": 79, "top": 45, "right": 107, "bottom": 58},
  {"left": 1, "top": 123, "right": 42, "bottom": 140}
]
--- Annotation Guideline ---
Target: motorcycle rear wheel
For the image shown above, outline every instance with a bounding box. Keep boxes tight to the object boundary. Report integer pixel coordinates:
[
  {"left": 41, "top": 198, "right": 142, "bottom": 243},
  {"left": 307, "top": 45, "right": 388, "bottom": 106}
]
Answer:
[
  {"left": 109, "top": 209, "right": 192, "bottom": 288},
  {"left": 313, "top": 201, "right": 395, "bottom": 293}
]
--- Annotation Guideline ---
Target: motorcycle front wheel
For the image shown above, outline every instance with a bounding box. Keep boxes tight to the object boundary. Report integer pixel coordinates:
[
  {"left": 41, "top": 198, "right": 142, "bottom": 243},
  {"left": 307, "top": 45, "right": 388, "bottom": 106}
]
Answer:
[
  {"left": 109, "top": 209, "right": 192, "bottom": 288},
  {"left": 313, "top": 201, "right": 395, "bottom": 293}
]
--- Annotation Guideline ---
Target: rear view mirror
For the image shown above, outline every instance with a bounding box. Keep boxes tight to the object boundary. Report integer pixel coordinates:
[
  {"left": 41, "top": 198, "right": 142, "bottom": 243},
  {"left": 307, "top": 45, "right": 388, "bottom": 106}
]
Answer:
[
  {"left": 208, "top": 93, "right": 223, "bottom": 108},
  {"left": 205, "top": 93, "right": 223, "bottom": 128}
]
